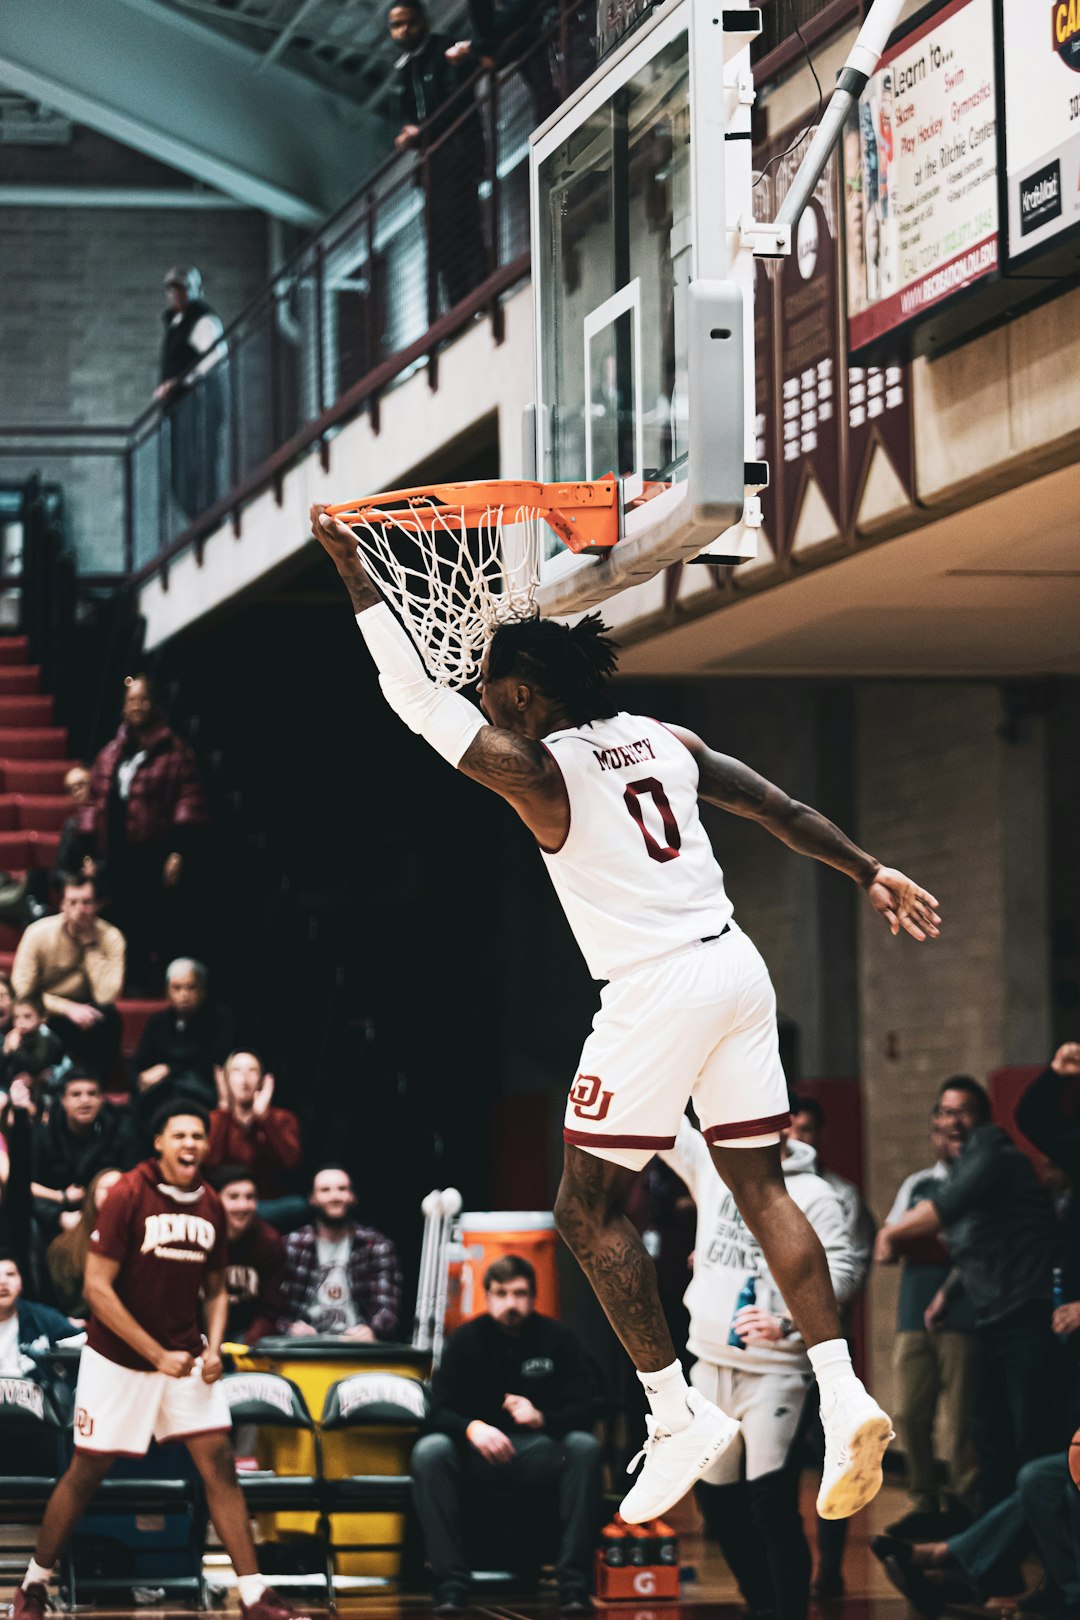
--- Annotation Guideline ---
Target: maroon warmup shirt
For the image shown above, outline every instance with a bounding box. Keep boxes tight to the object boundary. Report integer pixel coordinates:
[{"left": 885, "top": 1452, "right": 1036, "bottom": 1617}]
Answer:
[{"left": 87, "top": 1159, "right": 228, "bottom": 1371}]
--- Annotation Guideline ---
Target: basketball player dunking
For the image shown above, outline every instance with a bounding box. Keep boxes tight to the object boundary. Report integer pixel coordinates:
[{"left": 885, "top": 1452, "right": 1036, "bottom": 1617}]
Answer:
[
  {"left": 12, "top": 1102, "right": 309, "bottom": 1620},
  {"left": 314, "top": 504, "right": 941, "bottom": 1523}
]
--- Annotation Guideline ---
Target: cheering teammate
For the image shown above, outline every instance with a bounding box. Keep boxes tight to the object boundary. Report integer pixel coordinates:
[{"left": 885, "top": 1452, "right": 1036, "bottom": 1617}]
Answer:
[
  {"left": 314, "top": 504, "right": 941, "bottom": 1523},
  {"left": 13, "top": 1101, "right": 308, "bottom": 1620}
]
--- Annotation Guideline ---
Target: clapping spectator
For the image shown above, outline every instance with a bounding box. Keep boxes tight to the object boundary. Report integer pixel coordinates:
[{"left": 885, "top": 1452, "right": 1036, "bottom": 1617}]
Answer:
[
  {"left": 205, "top": 1052, "right": 303, "bottom": 1229},
  {"left": 30, "top": 1073, "right": 136, "bottom": 1244},
  {"left": 78, "top": 674, "right": 209, "bottom": 991},
  {"left": 134, "top": 958, "right": 238, "bottom": 1123},
  {"left": 214, "top": 1167, "right": 284, "bottom": 1344},
  {"left": 278, "top": 1166, "right": 402, "bottom": 1340},
  {"left": 12, "top": 876, "right": 124, "bottom": 1082},
  {"left": 45, "top": 1168, "right": 124, "bottom": 1318},
  {"left": 390, "top": 0, "right": 488, "bottom": 311},
  {"left": 875, "top": 1076, "right": 1058, "bottom": 1510},
  {"left": 1, "top": 996, "right": 66, "bottom": 1111}
]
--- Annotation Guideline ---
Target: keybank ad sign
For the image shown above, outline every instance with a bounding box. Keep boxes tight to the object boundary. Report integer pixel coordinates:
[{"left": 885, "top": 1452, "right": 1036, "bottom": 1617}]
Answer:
[
  {"left": 1002, "top": 0, "right": 1080, "bottom": 258},
  {"left": 845, "top": 0, "right": 998, "bottom": 349}
]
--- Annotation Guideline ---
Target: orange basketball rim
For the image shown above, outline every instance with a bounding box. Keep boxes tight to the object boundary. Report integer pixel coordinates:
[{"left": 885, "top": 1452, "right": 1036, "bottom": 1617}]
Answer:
[{"left": 327, "top": 477, "right": 620, "bottom": 556}]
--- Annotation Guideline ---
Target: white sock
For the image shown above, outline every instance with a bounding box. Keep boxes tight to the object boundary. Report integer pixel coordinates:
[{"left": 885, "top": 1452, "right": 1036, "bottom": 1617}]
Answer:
[
  {"left": 236, "top": 1574, "right": 269, "bottom": 1605},
  {"left": 24, "top": 1560, "right": 53, "bottom": 1590},
  {"left": 807, "top": 1338, "right": 859, "bottom": 1402},
  {"left": 637, "top": 1360, "right": 693, "bottom": 1432}
]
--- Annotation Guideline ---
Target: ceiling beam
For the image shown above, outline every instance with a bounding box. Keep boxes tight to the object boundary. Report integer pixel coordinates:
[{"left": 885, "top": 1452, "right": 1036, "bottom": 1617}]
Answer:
[
  {"left": 0, "top": 0, "right": 379, "bottom": 225},
  {"left": 0, "top": 185, "right": 252, "bottom": 207}
]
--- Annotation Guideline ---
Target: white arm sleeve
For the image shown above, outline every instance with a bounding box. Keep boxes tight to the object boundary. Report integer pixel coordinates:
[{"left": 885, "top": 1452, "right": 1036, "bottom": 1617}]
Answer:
[{"left": 356, "top": 604, "right": 488, "bottom": 767}]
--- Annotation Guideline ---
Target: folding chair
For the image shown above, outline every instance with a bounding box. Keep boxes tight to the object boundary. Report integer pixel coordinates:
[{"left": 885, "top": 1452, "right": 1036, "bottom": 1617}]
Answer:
[
  {"left": 220, "top": 1369, "right": 331, "bottom": 1600},
  {"left": 319, "top": 1372, "right": 428, "bottom": 1593}
]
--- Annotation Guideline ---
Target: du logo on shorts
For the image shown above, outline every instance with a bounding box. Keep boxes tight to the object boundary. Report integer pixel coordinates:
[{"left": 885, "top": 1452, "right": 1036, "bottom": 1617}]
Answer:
[{"left": 570, "top": 1073, "right": 613, "bottom": 1121}]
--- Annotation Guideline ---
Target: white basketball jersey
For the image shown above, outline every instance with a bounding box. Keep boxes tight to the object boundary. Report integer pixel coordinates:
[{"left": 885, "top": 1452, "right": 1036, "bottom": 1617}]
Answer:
[{"left": 540, "top": 712, "right": 734, "bottom": 980}]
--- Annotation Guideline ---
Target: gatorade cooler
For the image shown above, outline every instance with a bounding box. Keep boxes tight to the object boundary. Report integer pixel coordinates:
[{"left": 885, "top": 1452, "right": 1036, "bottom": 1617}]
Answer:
[{"left": 450, "top": 1211, "right": 560, "bottom": 1328}]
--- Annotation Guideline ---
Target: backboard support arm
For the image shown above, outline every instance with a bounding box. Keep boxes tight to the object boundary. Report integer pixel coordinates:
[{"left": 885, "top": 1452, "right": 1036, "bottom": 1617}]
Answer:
[{"left": 743, "top": 0, "right": 907, "bottom": 256}]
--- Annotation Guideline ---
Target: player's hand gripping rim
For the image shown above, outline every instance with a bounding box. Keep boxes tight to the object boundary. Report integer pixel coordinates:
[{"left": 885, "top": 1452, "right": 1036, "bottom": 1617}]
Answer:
[{"left": 864, "top": 866, "right": 941, "bottom": 942}]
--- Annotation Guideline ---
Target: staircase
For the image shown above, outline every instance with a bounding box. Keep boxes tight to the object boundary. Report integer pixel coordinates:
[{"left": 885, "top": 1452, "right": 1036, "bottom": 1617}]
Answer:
[
  {"left": 0, "top": 636, "right": 68, "bottom": 975},
  {"left": 0, "top": 635, "right": 165, "bottom": 1088}
]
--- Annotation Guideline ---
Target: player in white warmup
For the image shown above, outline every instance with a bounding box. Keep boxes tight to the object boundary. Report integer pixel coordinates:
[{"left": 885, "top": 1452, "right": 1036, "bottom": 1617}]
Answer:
[{"left": 313, "top": 504, "right": 941, "bottom": 1524}]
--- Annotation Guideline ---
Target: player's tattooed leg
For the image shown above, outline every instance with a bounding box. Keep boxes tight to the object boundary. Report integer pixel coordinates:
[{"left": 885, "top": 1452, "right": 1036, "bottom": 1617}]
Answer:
[{"left": 554, "top": 1145, "right": 676, "bottom": 1371}]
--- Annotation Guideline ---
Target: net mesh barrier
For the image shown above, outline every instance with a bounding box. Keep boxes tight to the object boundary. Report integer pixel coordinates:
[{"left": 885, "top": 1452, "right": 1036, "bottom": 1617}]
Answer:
[{"left": 347, "top": 498, "right": 545, "bottom": 689}]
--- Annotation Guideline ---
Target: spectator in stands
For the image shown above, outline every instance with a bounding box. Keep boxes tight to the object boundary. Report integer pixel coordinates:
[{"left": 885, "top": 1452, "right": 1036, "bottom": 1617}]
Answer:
[
  {"left": 215, "top": 1166, "right": 284, "bottom": 1344},
  {"left": 875, "top": 1075, "right": 1058, "bottom": 1510},
  {"left": 30, "top": 1073, "right": 135, "bottom": 1244},
  {"left": 154, "top": 266, "right": 226, "bottom": 519},
  {"left": 80, "top": 674, "right": 209, "bottom": 991},
  {"left": 412, "top": 1254, "right": 602, "bottom": 1617},
  {"left": 0, "top": 1076, "right": 36, "bottom": 1271},
  {"left": 205, "top": 1051, "right": 303, "bottom": 1228},
  {"left": 445, "top": 0, "right": 557, "bottom": 124},
  {"left": 662, "top": 1119, "right": 857, "bottom": 1620},
  {"left": 877, "top": 1111, "right": 977, "bottom": 1540},
  {"left": 278, "top": 1165, "right": 402, "bottom": 1339},
  {"left": 45, "top": 1168, "right": 124, "bottom": 1319},
  {"left": 134, "top": 957, "right": 237, "bottom": 1124},
  {"left": 53, "top": 765, "right": 99, "bottom": 885},
  {"left": 0, "top": 974, "right": 14, "bottom": 1038},
  {"left": 390, "top": 0, "right": 489, "bottom": 311},
  {"left": 1, "top": 995, "right": 66, "bottom": 1112},
  {"left": 0, "top": 1252, "right": 83, "bottom": 1377},
  {"left": 12, "top": 876, "right": 124, "bottom": 1081}
]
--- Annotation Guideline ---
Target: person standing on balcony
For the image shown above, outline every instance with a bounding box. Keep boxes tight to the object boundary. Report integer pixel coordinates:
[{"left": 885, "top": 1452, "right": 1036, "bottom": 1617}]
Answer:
[
  {"left": 389, "top": 0, "right": 489, "bottom": 313},
  {"left": 154, "top": 266, "right": 226, "bottom": 520},
  {"left": 79, "top": 675, "right": 209, "bottom": 993},
  {"left": 445, "top": 0, "right": 558, "bottom": 125}
]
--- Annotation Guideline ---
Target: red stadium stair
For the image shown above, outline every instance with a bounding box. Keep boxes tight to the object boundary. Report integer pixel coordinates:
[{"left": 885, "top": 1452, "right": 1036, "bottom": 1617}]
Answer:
[{"left": 0, "top": 635, "right": 166, "bottom": 1087}]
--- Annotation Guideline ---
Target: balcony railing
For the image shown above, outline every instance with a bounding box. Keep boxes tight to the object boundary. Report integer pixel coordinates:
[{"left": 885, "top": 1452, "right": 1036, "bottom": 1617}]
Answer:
[{"left": 0, "top": 4, "right": 595, "bottom": 588}]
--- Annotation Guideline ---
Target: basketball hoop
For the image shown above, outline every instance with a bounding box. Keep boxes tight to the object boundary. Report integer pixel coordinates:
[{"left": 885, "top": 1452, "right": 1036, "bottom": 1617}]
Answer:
[{"left": 326, "top": 478, "right": 620, "bottom": 689}]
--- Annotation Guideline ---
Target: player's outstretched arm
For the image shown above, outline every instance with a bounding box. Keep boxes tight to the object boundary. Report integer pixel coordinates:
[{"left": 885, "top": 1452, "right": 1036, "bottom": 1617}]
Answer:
[
  {"left": 311, "top": 506, "right": 568, "bottom": 843},
  {"left": 667, "top": 723, "right": 940, "bottom": 942}
]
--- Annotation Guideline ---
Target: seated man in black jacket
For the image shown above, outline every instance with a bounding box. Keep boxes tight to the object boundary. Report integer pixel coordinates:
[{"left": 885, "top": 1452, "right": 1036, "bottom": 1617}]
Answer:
[
  {"left": 133, "top": 958, "right": 237, "bottom": 1128},
  {"left": 412, "top": 1254, "right": 602, "bottom": 1617}
]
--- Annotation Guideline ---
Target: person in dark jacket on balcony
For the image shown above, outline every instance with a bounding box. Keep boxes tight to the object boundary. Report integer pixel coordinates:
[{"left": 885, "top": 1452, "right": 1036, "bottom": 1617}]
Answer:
[
  {"left": 389, "top": 0, "right": 489, "bottom": 312},
  {"left": 80, "top": 674, "right": 209, "bottom": 991},
  {"left": 412, "top": 1254, "right": 602, "bottom": 1617},
  {"left": 444, "top": 0, "right": 557, "bottom": 123},
  {"left": 154, "top": 265, "right": 226, "bottom": 519}
]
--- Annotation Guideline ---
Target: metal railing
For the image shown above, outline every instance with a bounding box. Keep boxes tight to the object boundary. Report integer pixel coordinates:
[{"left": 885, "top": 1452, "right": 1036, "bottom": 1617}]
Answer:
[
  {"left": 0, "top": 6, "right": 595, "bottom": 593},
  {"left": 753, "top": 0, "right": 863, "bottom": 78}
]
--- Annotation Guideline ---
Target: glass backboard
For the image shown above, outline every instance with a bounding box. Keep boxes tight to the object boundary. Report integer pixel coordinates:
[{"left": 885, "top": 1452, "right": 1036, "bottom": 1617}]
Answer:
[{"left": 529, "top": 0, "right": 757, "bottom": 595}]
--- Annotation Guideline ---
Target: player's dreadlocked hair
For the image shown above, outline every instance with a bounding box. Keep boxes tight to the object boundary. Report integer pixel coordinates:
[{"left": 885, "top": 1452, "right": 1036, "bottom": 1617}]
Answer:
[{"left": 486, "top": 612, "right": 620, "bottom": 726}]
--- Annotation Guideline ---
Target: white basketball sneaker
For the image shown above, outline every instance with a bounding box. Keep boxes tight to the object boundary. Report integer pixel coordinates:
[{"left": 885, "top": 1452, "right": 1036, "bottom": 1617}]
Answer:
[
  {"left": 620, "top": 1388, "right": 740, "bottom": 1524},
  {"left": 816, "top": 1382, "right": 894, "bottom": 1520}
]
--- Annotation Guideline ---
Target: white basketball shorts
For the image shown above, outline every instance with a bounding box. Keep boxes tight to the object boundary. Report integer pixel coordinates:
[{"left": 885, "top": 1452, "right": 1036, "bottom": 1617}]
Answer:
[
  {"left": 73, "top": 1345, "right": 232, "bottom": 1455},
  {"left": 563, "top": 925, "right": 790, "bottom": 1171},
  {"left": 690, "top": 1357, "right": 813, "bottom": 1482}
]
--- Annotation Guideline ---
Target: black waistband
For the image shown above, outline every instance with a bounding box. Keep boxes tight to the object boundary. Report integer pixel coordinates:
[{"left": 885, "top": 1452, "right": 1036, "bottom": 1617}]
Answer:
[{"left": 701, "top": 922, "right": 732, "bottom": 944}]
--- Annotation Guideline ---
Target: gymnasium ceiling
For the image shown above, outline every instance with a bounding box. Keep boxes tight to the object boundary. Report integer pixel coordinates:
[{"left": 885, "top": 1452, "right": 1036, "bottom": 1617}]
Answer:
[{"left": 0, "top": 0, "right": 467, "bottom": 224}]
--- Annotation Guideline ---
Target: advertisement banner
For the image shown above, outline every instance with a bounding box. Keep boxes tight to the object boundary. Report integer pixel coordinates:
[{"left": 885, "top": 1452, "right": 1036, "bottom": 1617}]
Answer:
[
  {"left": 1003, "top": 0, "right": 1080, "bottom": 258},
  {"left": 845, "top": 0, "right": 998, "bottom": 349}
]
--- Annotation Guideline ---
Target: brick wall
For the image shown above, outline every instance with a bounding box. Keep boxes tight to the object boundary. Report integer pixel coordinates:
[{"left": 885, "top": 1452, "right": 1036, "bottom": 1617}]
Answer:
[
  {"left": 0, "top": 125, "right": 270, "bottom": 567},
  {"left": 856, "top": 683, "right": 1007, "bottom": 1405}
]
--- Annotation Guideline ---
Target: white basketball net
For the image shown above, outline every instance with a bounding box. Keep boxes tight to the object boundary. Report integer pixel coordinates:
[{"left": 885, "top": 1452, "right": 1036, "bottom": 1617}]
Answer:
[{"left": 349, "top": 498, "right": 545, "bottom": 689}]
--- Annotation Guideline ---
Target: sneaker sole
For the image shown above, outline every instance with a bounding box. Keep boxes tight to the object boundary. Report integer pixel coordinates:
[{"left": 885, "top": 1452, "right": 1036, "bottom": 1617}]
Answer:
[
  {"left": 619, "top": 1416, "right": 741, "bottom": 1524},
  {"left": 816, "top": 1414, "right": 894, "bottom": 1520}
]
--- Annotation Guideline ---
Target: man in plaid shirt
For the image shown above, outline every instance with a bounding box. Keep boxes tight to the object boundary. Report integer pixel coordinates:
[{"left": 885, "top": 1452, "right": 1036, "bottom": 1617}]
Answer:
[{"left": 278, "top": 1166, "right": 402, "bottom": 1340}]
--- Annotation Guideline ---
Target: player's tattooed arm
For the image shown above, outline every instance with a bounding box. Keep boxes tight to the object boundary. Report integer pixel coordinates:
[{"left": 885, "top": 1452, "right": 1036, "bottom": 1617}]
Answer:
[
  {"left": 311, "top": 505, "right": 382, "bottom": 613},
  {"left": 667, "top": 722, "right": 941, "bottom": 942},
  {"left": 458, "top": 728, "right": 571, "bottom": 847}
]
